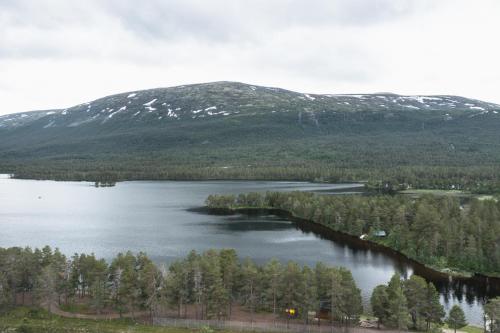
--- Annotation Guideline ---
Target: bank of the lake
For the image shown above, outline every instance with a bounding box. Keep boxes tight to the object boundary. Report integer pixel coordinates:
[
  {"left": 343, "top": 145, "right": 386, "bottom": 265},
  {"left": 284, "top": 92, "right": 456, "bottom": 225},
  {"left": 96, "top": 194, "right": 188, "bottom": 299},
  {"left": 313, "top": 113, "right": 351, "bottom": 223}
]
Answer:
[
  {"left": 205, "top": 191, "right": 500, "bottom": 278},
  {"left": 205, "top": 206, "right": 480, "bottom": 279},
  {"left": 0, "top": 177, "right": 495, "bottom": 325}
]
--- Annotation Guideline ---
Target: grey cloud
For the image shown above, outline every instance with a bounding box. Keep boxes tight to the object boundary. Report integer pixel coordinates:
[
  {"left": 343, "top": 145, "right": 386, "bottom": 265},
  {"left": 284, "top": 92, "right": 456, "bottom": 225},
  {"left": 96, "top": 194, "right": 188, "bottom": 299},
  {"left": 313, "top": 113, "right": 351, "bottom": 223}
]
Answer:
[
  {"left": 88, "top": 0, "right": 436, "bottom": 42},
  {"left": 0, "top": 0, "right": 438, "bottom": 60}
]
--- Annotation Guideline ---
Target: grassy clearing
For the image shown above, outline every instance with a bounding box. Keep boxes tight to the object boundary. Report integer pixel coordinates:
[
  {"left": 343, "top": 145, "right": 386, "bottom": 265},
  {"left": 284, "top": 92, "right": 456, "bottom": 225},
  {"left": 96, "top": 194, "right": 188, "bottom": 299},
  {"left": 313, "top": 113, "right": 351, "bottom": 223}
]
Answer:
[
  {"left": 59, "top": 302, "right": 92, "bottom": 314},
  {"left": 443, "top": 323, "right": 484, "bottom": 333},
  {"left": 477, "top": 195, "right": 498, "bottom": 202},
  {"left": 400, "top": 189, "right": 499, "bottom": 202},
  {"left": 461, "top": 326, "right": 484, "bottom": 333},
  {"left": 0, "top": 307, "right": 199, "bottom": 333},
  {"left": 400, "top": 189, "right": 467, "bottom": 197}
]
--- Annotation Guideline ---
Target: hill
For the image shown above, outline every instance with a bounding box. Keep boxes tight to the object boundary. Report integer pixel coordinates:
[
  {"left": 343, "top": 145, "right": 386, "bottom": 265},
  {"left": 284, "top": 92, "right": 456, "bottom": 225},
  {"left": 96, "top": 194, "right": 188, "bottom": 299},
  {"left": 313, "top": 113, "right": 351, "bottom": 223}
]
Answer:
[{"left": 1, "top": 81, "right": 499, "bottom": 191}]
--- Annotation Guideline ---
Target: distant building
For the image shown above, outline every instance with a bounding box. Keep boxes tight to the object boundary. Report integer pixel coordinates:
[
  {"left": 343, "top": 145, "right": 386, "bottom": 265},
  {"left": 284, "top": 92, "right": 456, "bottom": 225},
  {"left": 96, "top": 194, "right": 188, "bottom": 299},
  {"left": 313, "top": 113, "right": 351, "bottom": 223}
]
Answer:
[{"left": 374, "top": 230, "right": 387, "bottom": 237}]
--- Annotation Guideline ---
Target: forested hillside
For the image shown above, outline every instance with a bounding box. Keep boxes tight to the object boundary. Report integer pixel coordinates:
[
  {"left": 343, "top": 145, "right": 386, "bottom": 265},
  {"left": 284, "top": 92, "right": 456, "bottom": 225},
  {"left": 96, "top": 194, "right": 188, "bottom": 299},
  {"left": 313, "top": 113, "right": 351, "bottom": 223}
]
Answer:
[
  {"left": 205, "top": 192, "right": 500, "bottom": 275},
  {"left": 1, "top": 82, "right": 499, "bottom": 192}
]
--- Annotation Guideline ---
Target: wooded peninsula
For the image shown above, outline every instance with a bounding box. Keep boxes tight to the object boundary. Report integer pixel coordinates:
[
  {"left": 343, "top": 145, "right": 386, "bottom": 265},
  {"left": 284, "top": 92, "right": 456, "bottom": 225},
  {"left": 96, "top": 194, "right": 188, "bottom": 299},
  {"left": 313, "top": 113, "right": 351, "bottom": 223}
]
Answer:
[{"left": 205, "top": 192, "right": 500, "bottom": 277}]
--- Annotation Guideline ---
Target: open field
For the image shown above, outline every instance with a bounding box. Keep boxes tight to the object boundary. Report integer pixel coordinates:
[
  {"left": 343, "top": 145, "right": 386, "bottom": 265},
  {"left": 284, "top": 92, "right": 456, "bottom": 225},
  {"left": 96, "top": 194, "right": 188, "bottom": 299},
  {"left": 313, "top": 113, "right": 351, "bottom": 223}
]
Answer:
[
  {"left": 399, "top": 189, "right": 468, "bottom": 197},
  {"left": 0, "top": 307, "right": 199, "bottom": 333}
]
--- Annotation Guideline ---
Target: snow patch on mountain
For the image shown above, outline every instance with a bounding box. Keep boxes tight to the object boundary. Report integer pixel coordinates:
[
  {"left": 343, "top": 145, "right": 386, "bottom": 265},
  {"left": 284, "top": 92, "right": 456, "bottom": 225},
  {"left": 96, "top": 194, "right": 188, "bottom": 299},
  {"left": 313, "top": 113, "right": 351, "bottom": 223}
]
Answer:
[
  {"left": 43, "top": 121, "right": 55, "bottom": 128},
  {"left": 143, "top": 99, "right": 157, "bottom": 106},
  {"left": 109, "top": 106, "right": 126, "bottom": 118}
]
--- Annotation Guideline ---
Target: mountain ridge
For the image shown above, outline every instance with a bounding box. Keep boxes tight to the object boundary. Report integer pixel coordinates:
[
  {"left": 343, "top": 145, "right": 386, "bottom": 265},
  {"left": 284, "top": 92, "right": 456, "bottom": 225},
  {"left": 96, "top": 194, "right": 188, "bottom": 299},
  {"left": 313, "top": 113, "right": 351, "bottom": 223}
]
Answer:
[
  {"left": 1, "top": 81, "right": 499, "bottom": 129},
  {"left": 0, "top": 81, "right": 499, "bottom": 191}
]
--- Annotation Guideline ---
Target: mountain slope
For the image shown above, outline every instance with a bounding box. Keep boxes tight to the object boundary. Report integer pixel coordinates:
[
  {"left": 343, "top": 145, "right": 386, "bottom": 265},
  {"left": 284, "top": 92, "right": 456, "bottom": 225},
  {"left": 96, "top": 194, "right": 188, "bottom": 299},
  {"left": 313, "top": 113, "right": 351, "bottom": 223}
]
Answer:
[{"left": 1, "top": 81, "right": 499, "bottom": 190}]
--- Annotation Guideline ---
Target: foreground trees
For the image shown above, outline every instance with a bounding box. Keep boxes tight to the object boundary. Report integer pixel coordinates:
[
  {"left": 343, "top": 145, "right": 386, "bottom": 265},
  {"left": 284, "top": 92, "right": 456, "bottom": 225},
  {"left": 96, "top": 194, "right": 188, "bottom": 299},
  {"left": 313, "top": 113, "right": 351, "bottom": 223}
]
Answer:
[
  {"left": 0, "top": 247, "right": 161, "bottom": 318},
  {"left": 446, "top": 305, "right": 467, "bottom": 333},
  {"left": 485, "top": 297, "right": 500, "bottom": 333},
  {"left": 0, "top": 246, "right": 363, "bottom": 325},
  {"left": 0, "top": 245, "right": 485, "bottom": 332},
  {"left": 165, "top": 249, "right": 363, "bottom": 323},
  {"left": 206, "top": 192, "right": 500, "bottom": 275},
  {"left": 371, "top": 273, "right": 445, "bottom": 331}
]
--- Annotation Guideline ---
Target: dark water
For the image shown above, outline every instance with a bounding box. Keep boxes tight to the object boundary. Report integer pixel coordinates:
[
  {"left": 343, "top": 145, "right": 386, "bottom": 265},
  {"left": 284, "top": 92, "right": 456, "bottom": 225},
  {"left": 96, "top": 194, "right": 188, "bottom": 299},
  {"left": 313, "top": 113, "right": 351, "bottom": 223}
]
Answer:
[{"left": 0, "top": 176, "right": 495, "bottom": 325}]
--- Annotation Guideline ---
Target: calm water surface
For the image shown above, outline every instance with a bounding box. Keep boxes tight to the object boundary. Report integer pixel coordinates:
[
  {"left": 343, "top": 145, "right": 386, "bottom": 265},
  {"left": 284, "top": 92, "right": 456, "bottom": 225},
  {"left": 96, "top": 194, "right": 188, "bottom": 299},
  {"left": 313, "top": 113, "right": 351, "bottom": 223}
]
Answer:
[{"left": 0, "top": 177, "right": 495, "bottom": 324}]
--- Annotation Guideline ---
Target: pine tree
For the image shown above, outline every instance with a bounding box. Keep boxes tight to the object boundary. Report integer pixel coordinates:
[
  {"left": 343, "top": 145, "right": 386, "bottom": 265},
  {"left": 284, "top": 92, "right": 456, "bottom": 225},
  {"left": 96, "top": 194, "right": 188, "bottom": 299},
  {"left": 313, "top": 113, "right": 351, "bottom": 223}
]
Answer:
[
  {"left": 34, "top": 264, "right": 58, "bottom": 313},
  {"left": 200, "top": 251, "right": 228, "bottom": 320},
  {"left": 386, "top": 273, "right": 409, "bottom": 330},
  {"left": 279, "top": 261, "right": 304, "bottom": 314},
  {"left": 300, "top": 266, "right": 318, "bottom": 324},
  {"left": 263, "top": 259, "right": 282, "bottom": 315},
  {"left": 485, "top": 297, "right": 500, "bottom": 333},
  {"left": 404, "top": 275, "right": 427, "bottom": 330},
  {"left": 337, "top": 268, "right": 363, "bottom": 326},
  {"left": 423, "top": 282, "right": 445, "bottom": 330},
  {"left": 371, "top": 285, "right": 389, "bottom": 328},
  {"left": 241, "top": 258, "right": 259, "bottom": 323},
  {"left": 165, "top": 261, "right": 188, "bottom": 317},
  {"left": 219, "top": 249, "right": 240, "bottom": 319},
  {"left": 446, "top": 305, "right": 467, "bottom": 333}
]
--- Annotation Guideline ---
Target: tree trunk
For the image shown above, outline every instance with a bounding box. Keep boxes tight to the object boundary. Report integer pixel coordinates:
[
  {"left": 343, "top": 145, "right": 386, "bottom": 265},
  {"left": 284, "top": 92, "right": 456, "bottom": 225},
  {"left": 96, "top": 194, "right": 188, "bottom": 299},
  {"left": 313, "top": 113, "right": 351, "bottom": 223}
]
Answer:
[
  {"left": 250, "top": 283, "right": 254, "bottom": 323},
  {"left": 273, "top": 289, "right": 276, "bottom": 315}
]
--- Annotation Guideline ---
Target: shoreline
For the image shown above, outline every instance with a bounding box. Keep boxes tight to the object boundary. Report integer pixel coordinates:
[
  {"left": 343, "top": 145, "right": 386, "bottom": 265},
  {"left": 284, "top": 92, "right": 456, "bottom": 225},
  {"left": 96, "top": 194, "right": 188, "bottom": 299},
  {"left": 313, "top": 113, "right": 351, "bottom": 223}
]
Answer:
[{"left": 203, "top": 206, "right": 500, "bottom": 281}]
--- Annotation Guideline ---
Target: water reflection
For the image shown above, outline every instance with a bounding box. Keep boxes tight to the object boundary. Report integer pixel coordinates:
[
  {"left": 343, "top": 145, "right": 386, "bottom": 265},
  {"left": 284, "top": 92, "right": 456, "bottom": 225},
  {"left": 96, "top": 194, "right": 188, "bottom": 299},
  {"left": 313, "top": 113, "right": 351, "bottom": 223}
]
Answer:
[{"left": 0, "top": 178, "right": 496, "bottom": 325}]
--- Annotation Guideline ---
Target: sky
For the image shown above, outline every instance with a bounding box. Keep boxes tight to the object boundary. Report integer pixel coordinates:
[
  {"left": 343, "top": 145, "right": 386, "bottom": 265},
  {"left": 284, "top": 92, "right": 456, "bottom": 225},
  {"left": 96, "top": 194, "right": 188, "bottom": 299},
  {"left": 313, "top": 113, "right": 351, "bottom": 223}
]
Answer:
[{"left": 1, "top": 0, "right": 499, "bottom": 115}]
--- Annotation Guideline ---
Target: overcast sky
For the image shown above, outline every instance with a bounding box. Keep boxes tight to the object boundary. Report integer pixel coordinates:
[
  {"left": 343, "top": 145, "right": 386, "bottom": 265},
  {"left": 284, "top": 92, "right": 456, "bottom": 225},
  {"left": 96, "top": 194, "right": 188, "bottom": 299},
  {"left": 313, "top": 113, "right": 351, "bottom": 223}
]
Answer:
[{"left": 1, "top": 0, "right": 499, "bottom": 115}]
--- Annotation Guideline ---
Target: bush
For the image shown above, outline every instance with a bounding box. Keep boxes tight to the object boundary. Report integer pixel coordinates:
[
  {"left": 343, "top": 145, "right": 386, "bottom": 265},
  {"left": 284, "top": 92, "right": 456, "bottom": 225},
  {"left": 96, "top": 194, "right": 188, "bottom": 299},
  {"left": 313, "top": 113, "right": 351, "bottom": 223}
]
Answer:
[{"left": 198, "top": 325, "right": 215, "bottom": 333}]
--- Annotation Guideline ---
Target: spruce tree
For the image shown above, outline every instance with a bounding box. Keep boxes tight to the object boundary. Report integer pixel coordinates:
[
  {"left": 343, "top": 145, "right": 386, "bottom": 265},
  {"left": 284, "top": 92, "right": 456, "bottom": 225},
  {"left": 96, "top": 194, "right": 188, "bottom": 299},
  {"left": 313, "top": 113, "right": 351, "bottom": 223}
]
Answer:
[
  {"left": 386, "top": 273, "right": 409, "bottom": 330},
  {"left": 446, "top": 305, "right": 467, "bottom": 333},
  {"left": 485, "top": 297, "right": 500, "bottom": 333},
  {"left": 404, "top": 275, "right": 427, "bottom": 330},
  {"left": 371, "top": 285, "right": 389, "bottom": 328}
]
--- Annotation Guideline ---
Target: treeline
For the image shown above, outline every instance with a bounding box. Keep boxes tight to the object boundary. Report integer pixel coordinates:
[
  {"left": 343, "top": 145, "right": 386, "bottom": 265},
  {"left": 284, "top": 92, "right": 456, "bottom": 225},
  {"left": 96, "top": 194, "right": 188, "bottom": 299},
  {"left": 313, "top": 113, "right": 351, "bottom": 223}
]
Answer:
[
  {"left": 0, "top": 246, "right": 161, "bottom": 317},
  {"left": 372, "top": 274, "right": 445, "bottom": 331},
  {"left": 205, "top": 192, "right": 500, "bottom": 275},
  {"left": 0, "top": 246, "right": 363, "bottom": 324},
  {"left": 3, "top": 156, "right": 500, "bottom": 194},
  {"left": 1, "top": 246, "right": 499, "bottom": 331},
  {"left": 373, "top": 274, "right": 500, "bottom": 332},
  {"left": 165, "top": 249, "right": 363, "bottom": 323},
  {"left": 9, "top": 165, "right": 500, "bottom": 195}
]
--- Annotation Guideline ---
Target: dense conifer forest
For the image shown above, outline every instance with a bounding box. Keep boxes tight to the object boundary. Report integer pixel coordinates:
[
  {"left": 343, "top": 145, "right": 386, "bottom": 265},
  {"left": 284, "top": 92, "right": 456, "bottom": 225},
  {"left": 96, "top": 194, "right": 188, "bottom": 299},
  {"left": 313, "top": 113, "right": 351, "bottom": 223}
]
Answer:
[
  {"left": 205, "top": 192, "right": 500, "bottom": 275},
  {"left": 1, "top": 246, "right": 499, "bottom": 332},
  {"left": 1, "top": 82, "right": 500, "bottom": 194}
]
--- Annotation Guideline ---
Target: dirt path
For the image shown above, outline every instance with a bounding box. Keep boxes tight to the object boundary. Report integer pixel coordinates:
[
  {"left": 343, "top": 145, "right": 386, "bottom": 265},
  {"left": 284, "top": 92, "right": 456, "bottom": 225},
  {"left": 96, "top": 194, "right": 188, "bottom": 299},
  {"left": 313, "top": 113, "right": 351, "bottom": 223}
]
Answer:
[{"left": 42, "top": 301, "right": 149, "bottom": 320}]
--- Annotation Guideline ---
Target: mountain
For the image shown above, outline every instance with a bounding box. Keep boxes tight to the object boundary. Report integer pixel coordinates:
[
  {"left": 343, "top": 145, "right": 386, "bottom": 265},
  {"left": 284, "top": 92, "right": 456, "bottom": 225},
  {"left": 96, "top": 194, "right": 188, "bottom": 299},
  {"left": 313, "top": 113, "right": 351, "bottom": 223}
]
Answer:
[{"left": 1, "top": 81, "right": 499, "bottom": 190}]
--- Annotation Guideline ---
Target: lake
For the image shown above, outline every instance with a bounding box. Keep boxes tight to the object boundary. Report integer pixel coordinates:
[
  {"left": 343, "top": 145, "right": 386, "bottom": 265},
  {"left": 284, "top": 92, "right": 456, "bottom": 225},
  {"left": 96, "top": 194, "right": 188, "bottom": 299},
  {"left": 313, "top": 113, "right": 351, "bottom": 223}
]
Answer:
[{"left": 0, "top": 177, "right": 495, "bottom": 325}]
